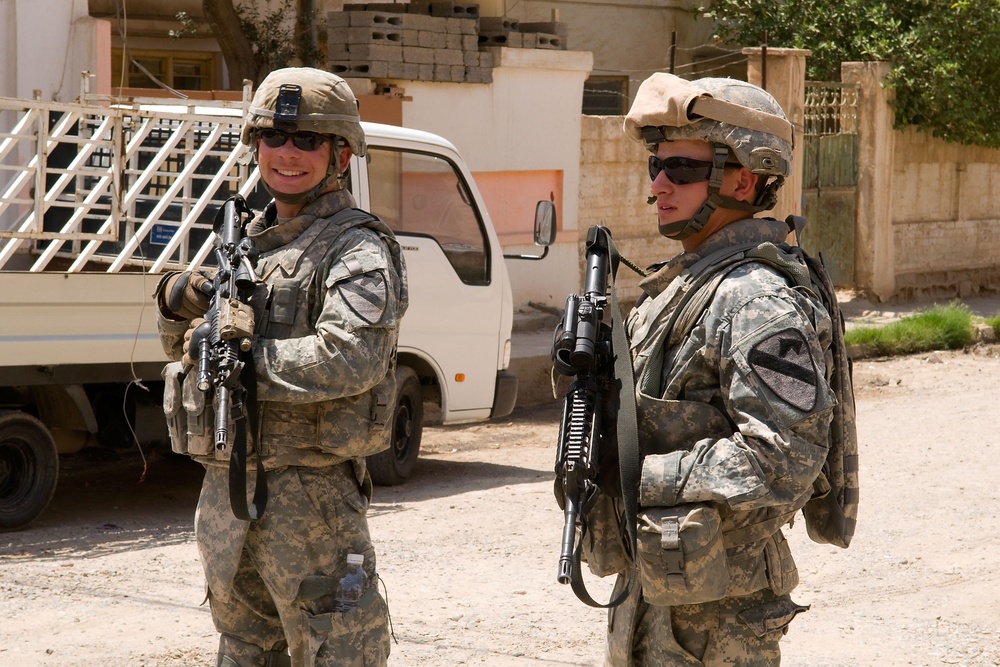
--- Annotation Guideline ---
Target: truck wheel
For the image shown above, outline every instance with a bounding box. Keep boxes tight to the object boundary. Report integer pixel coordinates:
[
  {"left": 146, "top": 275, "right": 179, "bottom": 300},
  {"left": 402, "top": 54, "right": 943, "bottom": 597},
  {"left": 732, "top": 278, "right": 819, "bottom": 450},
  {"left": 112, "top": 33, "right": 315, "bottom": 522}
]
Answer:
[
  {"left": 367, "top": 367, "right": 423, "bottom": 486},
  {"left": 0, "top": 411, "right": 59, "bottom": 531}
]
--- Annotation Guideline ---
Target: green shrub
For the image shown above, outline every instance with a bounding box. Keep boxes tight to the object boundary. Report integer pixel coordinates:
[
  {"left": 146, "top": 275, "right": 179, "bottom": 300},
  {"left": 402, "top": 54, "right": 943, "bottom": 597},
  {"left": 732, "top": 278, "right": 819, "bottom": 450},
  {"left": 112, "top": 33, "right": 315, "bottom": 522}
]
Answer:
[{"left": 700, "top": 1, "right": 1000, "bottom": 148}]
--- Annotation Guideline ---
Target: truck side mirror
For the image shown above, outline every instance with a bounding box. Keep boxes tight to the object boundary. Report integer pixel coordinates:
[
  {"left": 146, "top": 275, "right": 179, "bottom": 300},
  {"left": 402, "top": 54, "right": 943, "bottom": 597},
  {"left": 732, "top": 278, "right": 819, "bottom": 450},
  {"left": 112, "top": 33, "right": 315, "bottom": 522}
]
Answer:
[{"left": 504, "top": 200, "right": 556, "bottom": 261}]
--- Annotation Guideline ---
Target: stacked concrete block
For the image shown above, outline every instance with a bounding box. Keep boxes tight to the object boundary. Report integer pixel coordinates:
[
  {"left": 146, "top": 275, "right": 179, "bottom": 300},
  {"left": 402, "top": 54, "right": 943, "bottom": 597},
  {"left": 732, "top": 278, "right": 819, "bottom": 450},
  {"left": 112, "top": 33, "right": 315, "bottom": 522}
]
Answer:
[
  {"left": 328, "top": 3, "right": 570, "bottom": 83},
  {"left": 478, "top": 17, "right": 568, "bottom": 50},
  {"left": 518, "top": 21, "right": 568, "bottom": 50},
  {"left": 330, "top": 2, "right": 490, "bottom": 84}
]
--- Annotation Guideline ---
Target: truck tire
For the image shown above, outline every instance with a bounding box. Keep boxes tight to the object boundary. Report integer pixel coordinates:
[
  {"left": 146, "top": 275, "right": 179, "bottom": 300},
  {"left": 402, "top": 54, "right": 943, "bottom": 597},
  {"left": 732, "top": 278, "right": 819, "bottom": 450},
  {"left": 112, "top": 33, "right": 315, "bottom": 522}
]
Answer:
[
  {"left": 367, "top": 366, "right": 423, "bottom": 486},
  {"left": 0, "top": 411, "right": 59, "bottom": 531}
]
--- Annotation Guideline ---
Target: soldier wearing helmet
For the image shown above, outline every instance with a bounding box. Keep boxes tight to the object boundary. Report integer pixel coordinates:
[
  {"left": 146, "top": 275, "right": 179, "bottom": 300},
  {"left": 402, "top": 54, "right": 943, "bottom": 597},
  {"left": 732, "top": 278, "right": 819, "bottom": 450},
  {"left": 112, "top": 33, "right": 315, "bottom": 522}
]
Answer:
[
  {"left": 154, "top": 67, "right": 407, "bottom": 667},
  {"left": 576, "top": 73, "right": 838, "bottom": 666}
]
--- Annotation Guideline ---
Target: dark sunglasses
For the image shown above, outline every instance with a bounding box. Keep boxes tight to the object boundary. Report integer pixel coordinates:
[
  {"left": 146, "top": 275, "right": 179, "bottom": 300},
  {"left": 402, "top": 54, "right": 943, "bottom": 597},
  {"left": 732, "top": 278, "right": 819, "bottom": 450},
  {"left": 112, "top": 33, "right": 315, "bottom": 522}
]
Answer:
[
  {"left": 647, "top": 155, "right": 716, "bottom": 184},
  {"left": 256, "top": 128, "right": 330, "bottom": 152}
]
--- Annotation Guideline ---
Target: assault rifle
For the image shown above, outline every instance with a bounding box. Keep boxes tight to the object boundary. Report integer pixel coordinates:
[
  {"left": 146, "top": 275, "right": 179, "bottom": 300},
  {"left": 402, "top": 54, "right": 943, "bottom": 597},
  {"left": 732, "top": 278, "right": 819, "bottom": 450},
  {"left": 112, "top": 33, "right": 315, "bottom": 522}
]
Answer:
[
  {"left": 553, "top": 225, "right": 640, "bottom": 609},
  {"left": 553, "top": 226, "right": 615, "bottom": 585},
  {"left": 191, "top": 194, "right": 266, "bottom": 520}
]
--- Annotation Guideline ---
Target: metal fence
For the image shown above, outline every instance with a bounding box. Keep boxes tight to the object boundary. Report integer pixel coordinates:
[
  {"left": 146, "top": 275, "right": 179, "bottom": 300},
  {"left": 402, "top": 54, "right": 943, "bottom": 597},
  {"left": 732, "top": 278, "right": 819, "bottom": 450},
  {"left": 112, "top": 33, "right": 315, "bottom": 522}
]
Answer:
[
  {"left": 0, "top": 94, "right": 262, "bottom": 273},
  {"left": 803, "top": 81, "right": 860, "bottom": 136}
]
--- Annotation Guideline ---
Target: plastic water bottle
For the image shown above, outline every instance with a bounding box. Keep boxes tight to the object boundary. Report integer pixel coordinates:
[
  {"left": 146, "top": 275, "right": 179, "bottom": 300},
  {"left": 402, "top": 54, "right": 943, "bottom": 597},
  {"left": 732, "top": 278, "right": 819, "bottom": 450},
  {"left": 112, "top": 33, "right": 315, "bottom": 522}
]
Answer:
[{"left": 333, "top": 553, "right": 368, "bottom": 612}]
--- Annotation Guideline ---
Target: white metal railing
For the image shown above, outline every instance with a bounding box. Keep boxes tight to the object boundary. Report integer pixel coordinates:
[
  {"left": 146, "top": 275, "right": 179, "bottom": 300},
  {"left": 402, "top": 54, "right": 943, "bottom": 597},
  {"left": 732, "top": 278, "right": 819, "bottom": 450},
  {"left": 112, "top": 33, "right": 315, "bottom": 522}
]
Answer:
[{"left": 0, "top": 92, "right": 261, "bottom": 273}]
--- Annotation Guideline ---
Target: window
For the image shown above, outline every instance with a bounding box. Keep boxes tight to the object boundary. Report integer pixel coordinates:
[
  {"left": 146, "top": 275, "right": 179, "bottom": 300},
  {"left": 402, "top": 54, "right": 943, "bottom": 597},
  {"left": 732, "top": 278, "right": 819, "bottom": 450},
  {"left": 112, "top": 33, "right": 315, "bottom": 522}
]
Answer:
[
  {"left": 582, "top": 76, "right": 629, "bottom": 115},
  {"left": 111, "top": 49, "right": 219, "bottom": 91},
  {"left": 366, "top": 148, "right": 489, "bottom": 285}
]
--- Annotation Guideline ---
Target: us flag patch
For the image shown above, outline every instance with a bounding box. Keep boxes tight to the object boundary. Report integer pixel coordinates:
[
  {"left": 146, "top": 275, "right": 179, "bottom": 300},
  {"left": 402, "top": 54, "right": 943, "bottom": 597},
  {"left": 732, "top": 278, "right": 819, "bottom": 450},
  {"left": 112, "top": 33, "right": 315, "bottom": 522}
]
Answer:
[
  {"left": 339, "top": 271, "right": 388, "bottom": 324},
  {"left": 747, "top": 328, "right": 817, "bottom": 411}
]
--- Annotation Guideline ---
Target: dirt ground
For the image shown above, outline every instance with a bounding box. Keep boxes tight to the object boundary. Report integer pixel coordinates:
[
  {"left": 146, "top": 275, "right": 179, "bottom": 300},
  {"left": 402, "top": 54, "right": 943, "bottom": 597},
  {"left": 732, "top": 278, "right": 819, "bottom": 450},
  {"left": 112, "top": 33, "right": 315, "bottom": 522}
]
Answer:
[{"left": 3, "top": 345, "right": 1000, "bottom": 667}]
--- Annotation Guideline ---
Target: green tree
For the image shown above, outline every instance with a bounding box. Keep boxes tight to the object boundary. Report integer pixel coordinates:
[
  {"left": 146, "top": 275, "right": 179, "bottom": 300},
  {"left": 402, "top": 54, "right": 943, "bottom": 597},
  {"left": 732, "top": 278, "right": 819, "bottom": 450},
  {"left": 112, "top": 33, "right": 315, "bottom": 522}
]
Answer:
[
  {"left": 700, "top": 0, "right": 1000, "bottom": 147},
  {"left": 196, "top": 0, "right": 321, "bottom": 88}
]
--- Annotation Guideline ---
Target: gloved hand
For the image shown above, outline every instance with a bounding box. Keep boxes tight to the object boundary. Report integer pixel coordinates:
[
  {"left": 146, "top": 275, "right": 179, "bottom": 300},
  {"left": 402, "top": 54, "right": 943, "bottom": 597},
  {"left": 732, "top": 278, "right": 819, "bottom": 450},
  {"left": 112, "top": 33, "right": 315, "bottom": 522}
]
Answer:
[
  {"left": 182, "top": 318, "right": 209, "bottom": 367},
  {"left": 157, "top": 271, "right": 214, "bottom": 320}
]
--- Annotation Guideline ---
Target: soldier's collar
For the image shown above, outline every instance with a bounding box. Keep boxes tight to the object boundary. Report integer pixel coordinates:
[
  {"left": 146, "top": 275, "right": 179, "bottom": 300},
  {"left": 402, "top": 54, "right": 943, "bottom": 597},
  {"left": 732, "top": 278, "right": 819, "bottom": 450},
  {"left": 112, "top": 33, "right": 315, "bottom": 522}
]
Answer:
[{"left": 691, "top": 217, "right": 790, "bottom": 257}]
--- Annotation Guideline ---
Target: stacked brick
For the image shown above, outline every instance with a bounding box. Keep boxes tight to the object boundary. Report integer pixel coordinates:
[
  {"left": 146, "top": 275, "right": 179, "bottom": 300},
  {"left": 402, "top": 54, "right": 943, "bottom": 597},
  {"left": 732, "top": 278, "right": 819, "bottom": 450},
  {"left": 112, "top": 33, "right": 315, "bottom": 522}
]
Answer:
[
  {"left": 478, "top": 18, "right": 568, "bottom": 50},
  {"left": 328, "top": 2, "right": 493, "bottom": 83},
  {"left": 328, "top": 3, "right": 570, "bottom": 83}
]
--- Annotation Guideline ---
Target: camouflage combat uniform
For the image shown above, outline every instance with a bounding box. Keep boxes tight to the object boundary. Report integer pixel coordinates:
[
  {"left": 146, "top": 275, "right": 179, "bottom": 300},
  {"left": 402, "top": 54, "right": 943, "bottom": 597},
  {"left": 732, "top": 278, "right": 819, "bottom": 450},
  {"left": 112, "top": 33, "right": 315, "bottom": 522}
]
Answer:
[
  {"left": 157, "top": 187, "right": 407, "bottom": 667},
  {"left": 599, "top": 216, "right": 836, "bottom": 667}
]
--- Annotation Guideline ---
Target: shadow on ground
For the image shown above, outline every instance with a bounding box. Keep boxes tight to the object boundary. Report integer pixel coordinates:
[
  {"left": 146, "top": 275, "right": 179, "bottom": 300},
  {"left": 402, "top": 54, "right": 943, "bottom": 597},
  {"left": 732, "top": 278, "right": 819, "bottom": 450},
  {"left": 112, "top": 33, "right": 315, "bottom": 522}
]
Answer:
[{"left": 0, "top": 451, "right": 203, "bottom": 561}]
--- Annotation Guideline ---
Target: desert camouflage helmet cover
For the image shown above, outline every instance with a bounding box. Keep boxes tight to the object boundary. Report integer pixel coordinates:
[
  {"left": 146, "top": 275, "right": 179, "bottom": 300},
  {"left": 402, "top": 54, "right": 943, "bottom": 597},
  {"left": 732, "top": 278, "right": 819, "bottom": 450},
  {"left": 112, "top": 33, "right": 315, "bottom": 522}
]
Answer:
[
  {"left": 241, "top": 67, "right": 366, "bottom": 157},
  {"left": 623, "top": 73, "right": 793, "bottom": 178}
]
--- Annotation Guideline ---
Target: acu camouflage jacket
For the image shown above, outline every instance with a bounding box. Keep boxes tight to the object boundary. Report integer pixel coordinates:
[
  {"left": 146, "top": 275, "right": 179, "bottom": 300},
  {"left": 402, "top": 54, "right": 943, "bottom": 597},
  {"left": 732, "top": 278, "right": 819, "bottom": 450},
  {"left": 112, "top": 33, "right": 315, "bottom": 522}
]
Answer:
[
  {"left": 624, "top": 217, "right": 836, "bottom": 598},
  {"left": 158, "top": 188, "right": 408, "bottom": 470}
]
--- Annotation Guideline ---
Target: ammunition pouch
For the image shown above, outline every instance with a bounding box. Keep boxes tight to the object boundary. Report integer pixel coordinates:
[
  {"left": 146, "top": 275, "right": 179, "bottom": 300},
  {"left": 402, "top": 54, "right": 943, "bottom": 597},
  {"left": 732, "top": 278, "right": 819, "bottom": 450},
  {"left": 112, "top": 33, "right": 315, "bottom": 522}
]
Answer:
[
  {"left": 635, "top": 503, "right": 729, "bottom": 606},
  {"left": 579, "top": 491, "right": 630, "bottom": 578},
  {"left": 162, "top": 361, "right": 235, "bottom": 459},
  {"left": 631, "top": 395, "right": 734, "bottom": 605}
]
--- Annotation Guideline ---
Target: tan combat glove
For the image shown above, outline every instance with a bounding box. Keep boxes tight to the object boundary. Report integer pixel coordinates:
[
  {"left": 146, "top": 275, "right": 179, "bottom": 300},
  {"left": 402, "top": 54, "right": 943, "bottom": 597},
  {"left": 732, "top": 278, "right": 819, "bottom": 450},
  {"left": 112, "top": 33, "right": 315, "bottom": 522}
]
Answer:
[
  {"left": 182, "top": 317, "right": 209, "bottom": 367},
  {"left": 155, "top": 271, "right": 214, "bottom": 321}
]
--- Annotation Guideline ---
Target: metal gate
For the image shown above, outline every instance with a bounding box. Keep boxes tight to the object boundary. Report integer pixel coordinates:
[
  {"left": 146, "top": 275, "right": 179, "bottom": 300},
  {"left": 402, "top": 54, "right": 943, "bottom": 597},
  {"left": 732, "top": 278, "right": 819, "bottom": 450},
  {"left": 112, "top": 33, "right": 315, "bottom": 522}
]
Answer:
[
  {"left": 800, "top": 81, "right": 859, "bottom": 287},
  {"left": 0, "top": 93, "right": 265, "bottom": 274}
]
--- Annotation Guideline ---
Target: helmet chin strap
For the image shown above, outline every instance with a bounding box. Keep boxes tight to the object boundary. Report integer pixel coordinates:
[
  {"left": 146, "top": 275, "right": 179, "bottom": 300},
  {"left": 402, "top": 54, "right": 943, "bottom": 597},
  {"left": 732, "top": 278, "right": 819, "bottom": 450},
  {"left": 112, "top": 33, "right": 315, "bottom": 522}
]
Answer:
[{"left": 648, "top": 143, "right": 782, "bottom": 240}]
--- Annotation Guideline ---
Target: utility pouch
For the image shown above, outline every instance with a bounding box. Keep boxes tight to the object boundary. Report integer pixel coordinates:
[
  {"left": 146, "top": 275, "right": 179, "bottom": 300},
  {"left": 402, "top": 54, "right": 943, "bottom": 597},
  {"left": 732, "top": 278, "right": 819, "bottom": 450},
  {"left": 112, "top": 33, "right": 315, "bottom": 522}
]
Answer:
[
  {"left": 635, "top": 503, "right": 729, "bottom": 606},
  {"left": 580, "top": 491, "right": 630, "bottom": 578},
  {"left": 161, "top": 360, "right": 233, "bottom": 458},
  {"left": 162, "top": 361, "right": 188, "bottom": 455}
]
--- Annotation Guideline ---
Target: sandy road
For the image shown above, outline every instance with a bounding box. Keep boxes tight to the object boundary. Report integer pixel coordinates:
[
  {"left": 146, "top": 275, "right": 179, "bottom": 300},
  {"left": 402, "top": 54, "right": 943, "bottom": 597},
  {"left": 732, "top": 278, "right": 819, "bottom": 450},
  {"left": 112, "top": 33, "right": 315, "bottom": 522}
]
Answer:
[{"left": 2, "top": 347, "right": 1000, "bottom": 666}]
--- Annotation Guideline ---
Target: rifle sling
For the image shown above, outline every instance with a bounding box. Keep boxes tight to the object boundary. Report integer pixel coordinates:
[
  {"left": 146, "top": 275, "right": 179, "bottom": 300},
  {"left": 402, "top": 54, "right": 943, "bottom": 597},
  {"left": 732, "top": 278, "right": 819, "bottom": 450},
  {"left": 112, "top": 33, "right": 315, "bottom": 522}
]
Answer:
[{"left": 229, "top": 332, "right": 267, "bottom": 522}]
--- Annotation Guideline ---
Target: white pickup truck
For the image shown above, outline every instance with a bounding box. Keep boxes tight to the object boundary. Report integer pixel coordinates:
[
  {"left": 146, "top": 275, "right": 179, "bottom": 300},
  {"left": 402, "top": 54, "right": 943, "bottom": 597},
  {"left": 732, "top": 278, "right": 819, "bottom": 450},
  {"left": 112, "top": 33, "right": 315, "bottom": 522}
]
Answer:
[{"left": 0, "top": 95, "right": 553, "bottom": 530}]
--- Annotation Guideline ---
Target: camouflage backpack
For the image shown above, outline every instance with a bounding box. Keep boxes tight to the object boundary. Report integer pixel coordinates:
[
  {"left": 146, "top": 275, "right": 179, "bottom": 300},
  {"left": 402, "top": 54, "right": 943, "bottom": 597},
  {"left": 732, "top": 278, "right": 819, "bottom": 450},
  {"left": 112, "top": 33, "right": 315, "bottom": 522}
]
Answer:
[{"left": 662, "top": 215, "right": 859, "bottom": 548}]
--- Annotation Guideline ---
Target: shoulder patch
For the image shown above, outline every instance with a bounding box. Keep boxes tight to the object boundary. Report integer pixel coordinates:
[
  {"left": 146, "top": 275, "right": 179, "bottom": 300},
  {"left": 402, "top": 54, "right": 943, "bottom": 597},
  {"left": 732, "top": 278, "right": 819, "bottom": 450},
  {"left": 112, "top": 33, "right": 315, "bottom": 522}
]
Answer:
[
  {"left": 747, "top": 327, "right": 817, "bottom": 411},
  {"left": 339, "top": 270, "right": 388, "bottom": 324}
]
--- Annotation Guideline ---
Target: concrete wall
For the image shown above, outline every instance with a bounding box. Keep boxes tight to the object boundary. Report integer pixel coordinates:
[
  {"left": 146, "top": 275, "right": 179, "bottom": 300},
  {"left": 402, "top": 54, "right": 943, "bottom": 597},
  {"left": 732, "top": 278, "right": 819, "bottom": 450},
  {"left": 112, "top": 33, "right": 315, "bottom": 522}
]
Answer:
[
  {"left": 578, "top": 115, "right": 682, "bottom": 307},
  {"left": 1, "top": 0, "right": 109, "bottom": 101},
  {"left": 891, "top": 128, "right": 1000, "bottom": 299},
  {"left": 842, "top": 61, "right": 1000, "bottom": 302},
  {"left": 493, "top": 0, "right": 718, "bottom": 103},
  {"left": 384, "top": 47, "right": 594, "bottom": 308}
]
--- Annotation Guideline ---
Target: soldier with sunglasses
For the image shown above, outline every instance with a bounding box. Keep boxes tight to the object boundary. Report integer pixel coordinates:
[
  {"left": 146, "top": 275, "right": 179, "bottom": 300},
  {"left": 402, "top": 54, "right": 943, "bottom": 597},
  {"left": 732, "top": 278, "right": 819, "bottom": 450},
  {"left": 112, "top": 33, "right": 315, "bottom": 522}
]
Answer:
[
  {"left": 577, "top": 74, "right": 840, "bottom": 666},
  {"left": 154, "top": 67, "right": 406, "bottom": 667}
]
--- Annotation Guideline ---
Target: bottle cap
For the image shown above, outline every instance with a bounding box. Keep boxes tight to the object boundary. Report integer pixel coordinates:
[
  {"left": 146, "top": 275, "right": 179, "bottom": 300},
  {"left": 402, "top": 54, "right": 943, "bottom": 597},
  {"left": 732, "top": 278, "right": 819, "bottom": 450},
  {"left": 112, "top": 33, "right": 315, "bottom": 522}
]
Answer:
[{"left": 346, "top": 553, "right": 364, "bottom": 566}]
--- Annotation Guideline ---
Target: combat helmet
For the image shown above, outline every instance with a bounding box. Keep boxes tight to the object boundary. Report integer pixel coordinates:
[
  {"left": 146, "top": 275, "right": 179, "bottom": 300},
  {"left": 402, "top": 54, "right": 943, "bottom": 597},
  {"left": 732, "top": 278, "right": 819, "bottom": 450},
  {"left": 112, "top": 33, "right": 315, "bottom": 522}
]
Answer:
[
  {"left": 242, "top": 67, "right": 366, "bottom": 206},
  {"left": 623, "top": 73, "right": 794, "bottom": 239}
]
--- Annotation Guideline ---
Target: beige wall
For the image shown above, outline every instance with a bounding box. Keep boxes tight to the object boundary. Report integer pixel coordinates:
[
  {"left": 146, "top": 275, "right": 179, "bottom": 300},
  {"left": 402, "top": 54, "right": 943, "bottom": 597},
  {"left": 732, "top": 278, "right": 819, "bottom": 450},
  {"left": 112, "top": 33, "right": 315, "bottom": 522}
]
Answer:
[
  {"left": 2, "top": 0, "right": 107, "bottom": 101},
  {"left": 384, "top": 47, "right": 594, "bottom": 309},
  {"left": 891, "top": 127, "right": 1000, "bottom": 299},
  {"left": 495, "top": 0, "right": 718, "bottom": 104},
  {"left": 578, "top": 115, "right": 682, "bottom": 307}
]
